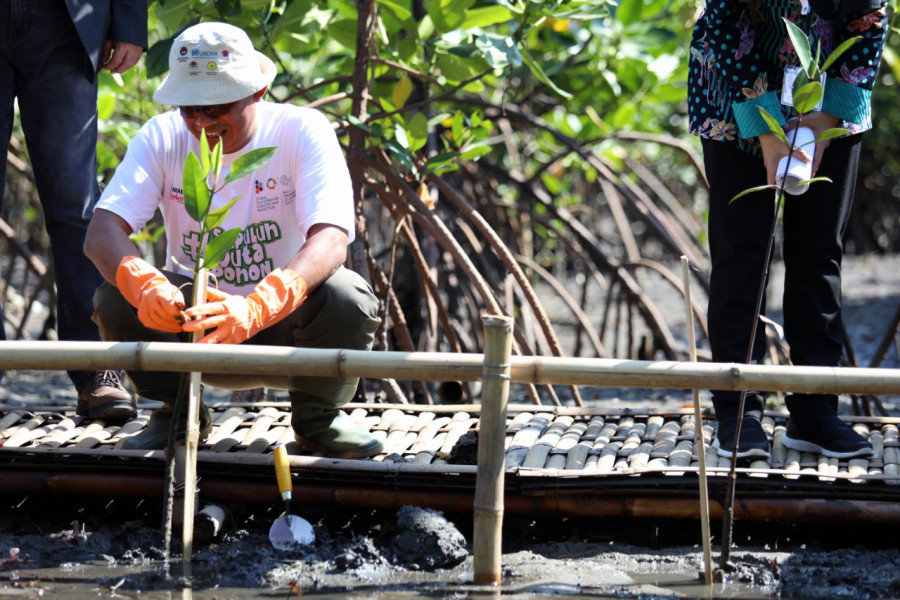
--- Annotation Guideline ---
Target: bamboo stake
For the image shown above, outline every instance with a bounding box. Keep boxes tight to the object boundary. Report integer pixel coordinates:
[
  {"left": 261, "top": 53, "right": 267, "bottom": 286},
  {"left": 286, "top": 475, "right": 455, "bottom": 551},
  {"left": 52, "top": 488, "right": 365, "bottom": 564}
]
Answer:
[
  {"left": 473, "top": 315, "right": 513, "bottom": 586},
  {"left": 181, "top": 269, "right": 208, "bottom": 569},
  {"left": 2, "top": 341, "right": 900, "bottom": 395},
  {"left": 681, "top": 257, "right": 712, "bottom": 584}
]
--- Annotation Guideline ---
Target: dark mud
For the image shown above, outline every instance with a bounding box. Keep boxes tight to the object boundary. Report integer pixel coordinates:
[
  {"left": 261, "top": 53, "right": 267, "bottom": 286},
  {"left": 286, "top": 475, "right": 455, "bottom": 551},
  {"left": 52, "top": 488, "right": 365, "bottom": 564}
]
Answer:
[{"left": 1, "top": 494, "right": 900, "bottom": 599}]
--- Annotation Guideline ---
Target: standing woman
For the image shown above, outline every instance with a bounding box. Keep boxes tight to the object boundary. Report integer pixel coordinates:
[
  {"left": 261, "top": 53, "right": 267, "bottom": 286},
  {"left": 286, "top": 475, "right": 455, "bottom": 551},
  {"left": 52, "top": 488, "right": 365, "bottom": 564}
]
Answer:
[{"left": 688, "top": 0, "right": 888, "bottom": 459}]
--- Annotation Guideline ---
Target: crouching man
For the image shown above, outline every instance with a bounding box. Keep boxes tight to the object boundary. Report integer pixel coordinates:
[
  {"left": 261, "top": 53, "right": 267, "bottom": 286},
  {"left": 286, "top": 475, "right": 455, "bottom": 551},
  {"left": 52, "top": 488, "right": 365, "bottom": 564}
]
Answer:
[{"left": 84, "top": 22, "right": 382, "bottom": 458}]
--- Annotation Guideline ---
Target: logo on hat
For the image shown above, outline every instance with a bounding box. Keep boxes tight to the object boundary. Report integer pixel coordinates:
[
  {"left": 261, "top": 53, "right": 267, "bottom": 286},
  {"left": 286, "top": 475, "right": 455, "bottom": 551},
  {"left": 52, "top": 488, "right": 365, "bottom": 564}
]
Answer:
[
  {"left": 222, "top": 50, "right": 230, "bottom": 59},
  {"left": 207, "top": 62, "right": 217, "bottom": 71},
  {"left": 179, "top": 46, "right": 188, "bottom": 56}
]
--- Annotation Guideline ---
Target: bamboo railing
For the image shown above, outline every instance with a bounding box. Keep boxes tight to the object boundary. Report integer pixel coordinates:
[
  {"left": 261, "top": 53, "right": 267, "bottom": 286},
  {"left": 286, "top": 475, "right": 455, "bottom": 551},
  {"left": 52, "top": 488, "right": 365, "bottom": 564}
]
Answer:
[
  {"left": 3, "top": 330, "right": 900, "bottom": 583},
  {"left": 0, "top": 340, "right": 899, "bottom": 395}
]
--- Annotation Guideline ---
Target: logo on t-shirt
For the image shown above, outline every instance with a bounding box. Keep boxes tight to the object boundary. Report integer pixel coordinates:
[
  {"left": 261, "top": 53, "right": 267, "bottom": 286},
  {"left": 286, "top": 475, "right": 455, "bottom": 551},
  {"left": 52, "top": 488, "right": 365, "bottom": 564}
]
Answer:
[{"left": 181, "top": 220, "right": 284, "bottom": 289}]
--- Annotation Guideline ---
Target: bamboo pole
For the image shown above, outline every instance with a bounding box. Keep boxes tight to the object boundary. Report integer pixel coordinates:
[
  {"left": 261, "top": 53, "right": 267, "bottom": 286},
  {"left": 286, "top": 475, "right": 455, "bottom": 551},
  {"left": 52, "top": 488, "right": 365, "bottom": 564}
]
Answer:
[
  {"left": 473, "top": 315, "right": 513, "bottom": 586},
  {"left": 181, "top": 270, "right": 208, "bottom": 569},
  {"left": 1, "top": 341, "right": 900, "bottom": 395},
  {"left": 3, "top": 469, "right": 900, "bottom": 522},
  {"left": 682, "top": 257, "right": 712, "bottom": 584}
]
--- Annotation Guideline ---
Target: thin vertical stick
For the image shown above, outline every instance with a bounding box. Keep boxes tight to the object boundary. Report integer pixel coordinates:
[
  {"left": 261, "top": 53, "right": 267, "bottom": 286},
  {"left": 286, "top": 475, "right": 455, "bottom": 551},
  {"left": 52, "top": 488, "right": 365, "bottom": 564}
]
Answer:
[
  {"left": 473, "top": 315, "right": 513, "bottom": 585},
  {"left": 182, "top": 268, "right": 208, "bottom": 569},
  {"left": 681, "top": 257, "right": 712, "bottom": 584}
]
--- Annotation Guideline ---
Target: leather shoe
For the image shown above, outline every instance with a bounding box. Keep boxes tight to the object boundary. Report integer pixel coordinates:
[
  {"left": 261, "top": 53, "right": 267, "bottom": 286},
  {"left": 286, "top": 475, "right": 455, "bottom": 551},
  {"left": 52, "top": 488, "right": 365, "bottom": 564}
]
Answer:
[
  {"left": 121, "top": 403, "right": 212, "bottom": 450},
  {"left": 77, "top": 370, "right": 136, "bottom": 421}
]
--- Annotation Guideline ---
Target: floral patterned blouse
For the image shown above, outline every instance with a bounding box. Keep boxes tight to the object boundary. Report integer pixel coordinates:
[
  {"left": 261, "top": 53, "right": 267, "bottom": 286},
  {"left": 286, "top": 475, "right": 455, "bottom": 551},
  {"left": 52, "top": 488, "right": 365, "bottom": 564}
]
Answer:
[{"left": 688, "top": 0, "right": 888, "bottom": 155}]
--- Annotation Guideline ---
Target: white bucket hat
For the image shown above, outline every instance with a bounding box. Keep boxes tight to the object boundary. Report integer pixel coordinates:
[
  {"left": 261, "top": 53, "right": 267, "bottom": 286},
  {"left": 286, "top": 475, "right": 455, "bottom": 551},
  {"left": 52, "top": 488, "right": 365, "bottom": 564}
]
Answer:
[{"left": 153, "top": 22, "right": 277, "bottom": 106}]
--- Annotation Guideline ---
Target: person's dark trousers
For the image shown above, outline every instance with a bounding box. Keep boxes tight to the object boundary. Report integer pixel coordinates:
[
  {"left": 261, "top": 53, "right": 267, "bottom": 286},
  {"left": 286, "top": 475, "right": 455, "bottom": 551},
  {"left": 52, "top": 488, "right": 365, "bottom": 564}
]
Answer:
[
  {"left": 703, "top": 134, "right": 862, "bottom": 420},
  {"left": 0, "top": 0, "right": 105, "bottom": 388},
  {"left": 91, "top": 266, "right": 382, "bottom": 404}
]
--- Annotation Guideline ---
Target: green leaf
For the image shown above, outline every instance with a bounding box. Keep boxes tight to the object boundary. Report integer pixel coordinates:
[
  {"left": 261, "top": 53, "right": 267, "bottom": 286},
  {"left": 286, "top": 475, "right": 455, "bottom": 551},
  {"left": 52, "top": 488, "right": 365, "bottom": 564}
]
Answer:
[
  {"left": 207, "top": 196, "right": 240, "bottom": 230},
  {"left": 821, "top": 36, "right": 861, "bottom": 72},
  {"left": 792, "top": 80, "right": 823, "bottom": 114},
  {"left": 407, "top": 112, "right": 429, "bottom": 152},
  {"left": 730, "top": 184, "right": 777, "bottom": 203},
  {"left": 522, "top": 48, "right": 572, "bottom": 99},
  {"left": 224, "top": 146, "right": 278, "bottom": 185},
  {"left": 460, "top": 142, "right": 492, "bottom": 160},
  {"left": 616, "top": 0, "right": 642, "bottom": 26},
  {"left": 424, "top": 151, "right": 460, "bottom": 175},
  {"left": 814, "top": 127, "right": 851, "bottom": 142},
  {"left": 146, "top": 38, "right": 174, "bottom": 80},
  {"left": 97, "top": 94, "right": 116, "bottom": 121},
  {"left": 183, "top": 151, "right": 211, "bottom": 223},
  {"left": 460, "top": 5, "right": 513, "bottom": 28},
  {"left": 392, "top": 76, "right": 414, "bottom": 108},
  {"left": 758, "top": 107, "right": 789, "bottom": 145},
  {"left": 211, "top": 135, "right": 224, "bottom": 186},
  {"left": 384, "top": 139, "right": 418, "bottom": 175},
  {"left": 784, "top": 19, "right": 814, "bottom": 76},
  {"left": 199, "top": 128, "right": 211, "bottom": 178},
  {"left": 474, "top": 33, "right": 522, "bottom": 69},
  {"left": 203, "top": 228, "right": 241, "bottom": 271},
  {"left": 376, "top": 0, "right": 412, "bottom": 21}
]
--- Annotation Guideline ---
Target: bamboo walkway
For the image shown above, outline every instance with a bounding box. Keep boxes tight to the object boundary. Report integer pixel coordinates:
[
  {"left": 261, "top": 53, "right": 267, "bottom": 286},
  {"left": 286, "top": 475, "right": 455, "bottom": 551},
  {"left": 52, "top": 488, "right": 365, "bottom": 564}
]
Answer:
[{"left": 2, "top": 400, "right": 899, "bottom": 522}]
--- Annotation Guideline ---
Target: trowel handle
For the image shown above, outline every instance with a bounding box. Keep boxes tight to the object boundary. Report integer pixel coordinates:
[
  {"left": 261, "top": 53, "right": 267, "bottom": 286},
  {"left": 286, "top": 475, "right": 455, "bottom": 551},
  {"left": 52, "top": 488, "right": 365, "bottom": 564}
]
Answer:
[{"left": 273, "top": 443, "right": 293, "bottom": 501}]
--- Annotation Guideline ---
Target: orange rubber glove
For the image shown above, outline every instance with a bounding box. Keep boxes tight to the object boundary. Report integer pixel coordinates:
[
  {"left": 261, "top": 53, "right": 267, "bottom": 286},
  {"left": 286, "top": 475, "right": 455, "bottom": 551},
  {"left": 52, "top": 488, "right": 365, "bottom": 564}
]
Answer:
[
  {"left": 115, "top": 256, "right": 186, "bottom": 333},
  {"left": 181, "top": 268, "right": 309, "bottom": 344}
]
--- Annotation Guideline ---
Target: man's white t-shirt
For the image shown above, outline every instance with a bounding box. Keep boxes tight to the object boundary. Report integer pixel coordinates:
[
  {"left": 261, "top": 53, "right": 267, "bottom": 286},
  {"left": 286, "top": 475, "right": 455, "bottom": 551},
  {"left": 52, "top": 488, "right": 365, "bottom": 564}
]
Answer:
[{"left": 97, "top": 101, "right": 354, "bottom": 296}]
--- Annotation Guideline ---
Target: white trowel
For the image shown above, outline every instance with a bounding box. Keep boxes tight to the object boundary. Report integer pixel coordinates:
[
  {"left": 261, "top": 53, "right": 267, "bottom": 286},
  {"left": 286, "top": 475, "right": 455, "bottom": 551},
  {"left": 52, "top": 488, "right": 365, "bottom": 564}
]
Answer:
[{"left": 268, "top": 444, "right": 314, "bottom": 550}]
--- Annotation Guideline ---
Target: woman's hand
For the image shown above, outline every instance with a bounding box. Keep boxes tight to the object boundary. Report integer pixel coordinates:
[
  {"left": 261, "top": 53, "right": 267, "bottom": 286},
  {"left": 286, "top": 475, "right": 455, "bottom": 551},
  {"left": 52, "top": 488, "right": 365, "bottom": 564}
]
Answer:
[
  {"left": 759, "top": 131, "right": 810, "bottom": 186},
  {"left": 787, "top": 111, "right": 840, "bottom": 175}
]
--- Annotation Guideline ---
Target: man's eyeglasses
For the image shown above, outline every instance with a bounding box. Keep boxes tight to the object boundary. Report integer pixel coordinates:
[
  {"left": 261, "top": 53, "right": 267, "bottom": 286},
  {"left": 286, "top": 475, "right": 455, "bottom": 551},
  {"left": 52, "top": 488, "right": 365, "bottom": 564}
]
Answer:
[{"left": 178, "top": 102, "right": 237, "bottom": 119}]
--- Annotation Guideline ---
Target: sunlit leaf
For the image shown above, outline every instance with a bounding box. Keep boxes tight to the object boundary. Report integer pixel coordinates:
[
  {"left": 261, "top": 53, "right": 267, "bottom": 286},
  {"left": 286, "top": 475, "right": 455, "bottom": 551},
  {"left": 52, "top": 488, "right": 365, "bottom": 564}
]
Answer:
[
  {"left": 474, "top": 33, "right": 521, "bottom": 69},
  {"left": 821, "top": 36, "right": 861, "bottom": 72},
  {"left": 730, "top": 184, "right": 777, "bottom": 203},
  {"left": 792, "top": 80, "right": 823, "bottom": 114},
  {"left": 203, "top": 227, "right": 241, "bottom": 270},
  {"left": 616, "top": 0, "right": 642, "bottom": 26},
  {"left": 758, "top": 107, "right": 789, "bottom": 145},
  {"left": 784, "top": 19, "right": 814, "bottom": 76},
  {"left": 199, "top": 128, "right": 211, "bottom": 178},
  {"left": 392, "top": 76, "right": 414, "bottom": 108},
  {"left": 207, "top": 196, "right": 240, "bottom": 229},
  {"left": 522, "top": 48, "right": 572, "bottom": 99},
  {"left": 183, "top": 151, "right": 210, "bottom": 223},
  {"left": 460, "top": 142, "right": 492, "bottom": 160},
  {"left": 460, "top": 5, "right": 513, "bottom": 28},
  {"left": 814, "top": 127, "right": 851, "bottom": 142},
  {"left": 225, "top": 147, "right": 278, "bottom": 185},
  {"left": 407, "top": 112, "right": 429, "bottom": 152}
]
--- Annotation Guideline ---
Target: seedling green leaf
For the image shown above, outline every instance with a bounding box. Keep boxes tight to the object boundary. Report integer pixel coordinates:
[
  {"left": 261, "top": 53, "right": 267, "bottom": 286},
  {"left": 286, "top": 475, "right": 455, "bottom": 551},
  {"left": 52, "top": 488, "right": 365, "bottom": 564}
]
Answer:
[
  {"left": 207, "top": 196, "right": 241, "bottom": 230},
  {"left": 758, "top": 107, "right": 789, "bottom": 145},
  {"left": 815, "top": 127, "right": 851, "bottom": 142},
  {"left": 821, "top": 37, "right": 860, "bottom": 72},
  {"left": 730, "top": 184, "right": 775, "bottom": 203},
  {"left": 224, "top": 146, "right": 278, "bottom": 186},
  {"left": 793, "top": 80, "right": 824, "bottom": 114},
  {"left": 202, "top": 227, "right": 241, "bottom": 270},
  {"left": 784, "top": 19, "right": 814, "bottom": 77},
  {"left": 183, "top": 151, "right": 210, "bottom": 223}
]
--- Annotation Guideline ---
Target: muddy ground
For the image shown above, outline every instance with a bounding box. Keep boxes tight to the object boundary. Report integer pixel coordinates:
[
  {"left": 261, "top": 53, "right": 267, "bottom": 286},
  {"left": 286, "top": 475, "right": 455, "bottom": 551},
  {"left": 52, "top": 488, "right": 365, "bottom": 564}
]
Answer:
[
  {"left": 2, "top": 254, "right": 900, "bottom": 598},
  {"left": 1, "top": 495, "right": 900, "bottom": 599}
]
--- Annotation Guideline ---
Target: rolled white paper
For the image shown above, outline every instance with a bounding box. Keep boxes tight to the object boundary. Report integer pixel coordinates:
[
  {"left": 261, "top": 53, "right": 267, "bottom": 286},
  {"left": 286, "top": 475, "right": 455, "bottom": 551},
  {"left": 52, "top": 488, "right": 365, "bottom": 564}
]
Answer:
[{"left": 775, "top": 126, "right": 815, "bottom": 196}]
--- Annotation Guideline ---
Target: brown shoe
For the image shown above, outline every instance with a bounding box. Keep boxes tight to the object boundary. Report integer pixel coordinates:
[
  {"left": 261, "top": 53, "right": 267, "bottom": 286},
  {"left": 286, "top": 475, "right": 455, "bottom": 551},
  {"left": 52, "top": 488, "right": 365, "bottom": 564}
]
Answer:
[{"left": 76, "top": 370, "right": 137, "bottom": 421}]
